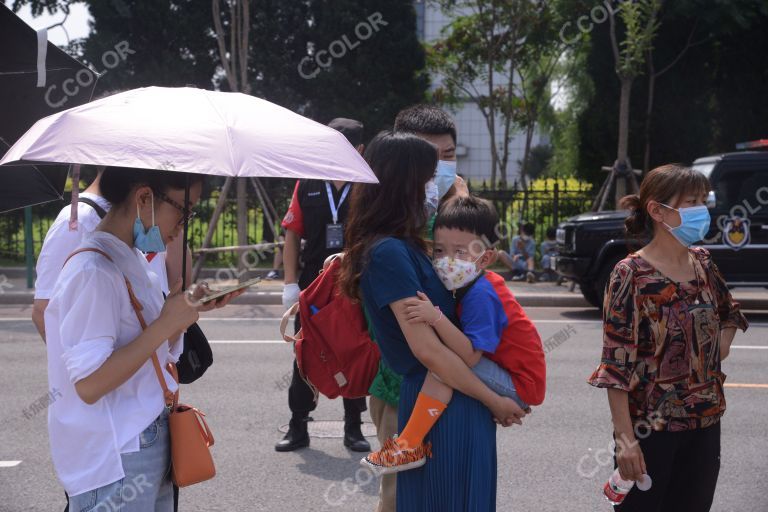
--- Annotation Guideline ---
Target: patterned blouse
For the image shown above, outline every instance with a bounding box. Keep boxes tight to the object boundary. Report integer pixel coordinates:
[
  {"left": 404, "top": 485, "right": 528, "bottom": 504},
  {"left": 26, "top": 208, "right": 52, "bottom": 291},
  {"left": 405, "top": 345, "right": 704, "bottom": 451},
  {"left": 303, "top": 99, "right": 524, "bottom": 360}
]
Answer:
[{"left": 588, "top": 247, "right": 748, "bottom": 432}]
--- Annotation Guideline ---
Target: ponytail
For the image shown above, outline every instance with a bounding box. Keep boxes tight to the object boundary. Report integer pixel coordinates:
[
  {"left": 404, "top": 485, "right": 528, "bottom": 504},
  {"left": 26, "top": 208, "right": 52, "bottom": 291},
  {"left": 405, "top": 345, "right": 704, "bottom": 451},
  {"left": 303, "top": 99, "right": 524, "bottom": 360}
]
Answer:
[{"left": 620, "top": 194, "right": 650, "bottom": 238}]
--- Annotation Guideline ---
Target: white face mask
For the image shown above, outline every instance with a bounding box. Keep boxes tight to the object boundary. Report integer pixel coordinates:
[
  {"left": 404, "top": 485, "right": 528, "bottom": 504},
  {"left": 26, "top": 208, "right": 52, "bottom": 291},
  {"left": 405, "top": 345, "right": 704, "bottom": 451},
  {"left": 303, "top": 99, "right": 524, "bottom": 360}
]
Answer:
[{"left": 433, "top": 255, "right": 483, "bottom": 290}]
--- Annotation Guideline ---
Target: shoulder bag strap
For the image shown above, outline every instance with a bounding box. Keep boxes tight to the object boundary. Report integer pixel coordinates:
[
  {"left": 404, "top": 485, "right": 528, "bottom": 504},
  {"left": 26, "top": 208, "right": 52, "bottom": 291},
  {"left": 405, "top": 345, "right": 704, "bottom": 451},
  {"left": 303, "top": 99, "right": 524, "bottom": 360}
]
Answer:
[
  {"left": 78, "top": 197, "right": 108, "bottom": 219},
  {"left": 64, "top": 247, "right": 177, "bottom": 408}
]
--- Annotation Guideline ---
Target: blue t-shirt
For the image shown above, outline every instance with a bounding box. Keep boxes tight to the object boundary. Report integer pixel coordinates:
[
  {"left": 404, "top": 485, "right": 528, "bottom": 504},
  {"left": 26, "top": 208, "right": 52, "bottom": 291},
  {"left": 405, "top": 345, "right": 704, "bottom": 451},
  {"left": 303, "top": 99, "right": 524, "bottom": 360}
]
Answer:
[
  {"left": 459, "top": 274, "right": 508, "bottom": 353},
  {"left": 360, "top": 237, "right": 457, "bottom": 377},
  {"left": 511, "top": 235, "right": 536, "bottom": 259}
]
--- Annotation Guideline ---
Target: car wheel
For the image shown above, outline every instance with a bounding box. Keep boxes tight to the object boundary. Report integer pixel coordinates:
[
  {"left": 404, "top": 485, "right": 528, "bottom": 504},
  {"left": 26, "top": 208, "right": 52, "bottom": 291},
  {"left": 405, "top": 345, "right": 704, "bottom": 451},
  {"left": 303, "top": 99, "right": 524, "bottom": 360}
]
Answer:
[
  {"left": 593, "top": 255, "right": 625, "bottom": 310},
  {"left": 580, "top": 282, "right": 602, "bottom": 308}
]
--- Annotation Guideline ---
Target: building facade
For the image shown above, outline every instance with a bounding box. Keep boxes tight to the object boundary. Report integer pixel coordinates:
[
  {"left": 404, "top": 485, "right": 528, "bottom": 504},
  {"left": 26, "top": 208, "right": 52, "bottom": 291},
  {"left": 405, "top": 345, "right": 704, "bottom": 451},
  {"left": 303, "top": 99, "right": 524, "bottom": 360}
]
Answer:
[{"left": 415, "top": 1, "right": 545, "bottom": 187}]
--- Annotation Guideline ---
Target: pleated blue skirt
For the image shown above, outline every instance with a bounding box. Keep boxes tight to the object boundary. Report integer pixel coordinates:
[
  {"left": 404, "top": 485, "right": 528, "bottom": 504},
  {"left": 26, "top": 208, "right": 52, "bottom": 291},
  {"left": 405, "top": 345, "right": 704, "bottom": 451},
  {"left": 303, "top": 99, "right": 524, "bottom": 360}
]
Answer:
[{"left": 396, "top": 372, "right": 497, "bottom": 512}]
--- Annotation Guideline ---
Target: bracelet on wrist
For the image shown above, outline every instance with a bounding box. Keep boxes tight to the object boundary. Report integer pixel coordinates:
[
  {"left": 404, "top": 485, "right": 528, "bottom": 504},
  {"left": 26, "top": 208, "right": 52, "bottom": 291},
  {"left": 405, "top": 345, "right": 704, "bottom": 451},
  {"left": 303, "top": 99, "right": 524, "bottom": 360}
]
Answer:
[{"left": 429, "top": 306, "right": 442, "bottom": 327}]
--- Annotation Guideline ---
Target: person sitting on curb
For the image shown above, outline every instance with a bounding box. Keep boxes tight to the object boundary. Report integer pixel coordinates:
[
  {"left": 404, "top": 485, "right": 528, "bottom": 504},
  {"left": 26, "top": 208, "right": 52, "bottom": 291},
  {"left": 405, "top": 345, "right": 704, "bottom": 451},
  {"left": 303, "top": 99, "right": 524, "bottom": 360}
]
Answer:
[{"left": 498, "top": 222, "right": 536, "bottom": 283}]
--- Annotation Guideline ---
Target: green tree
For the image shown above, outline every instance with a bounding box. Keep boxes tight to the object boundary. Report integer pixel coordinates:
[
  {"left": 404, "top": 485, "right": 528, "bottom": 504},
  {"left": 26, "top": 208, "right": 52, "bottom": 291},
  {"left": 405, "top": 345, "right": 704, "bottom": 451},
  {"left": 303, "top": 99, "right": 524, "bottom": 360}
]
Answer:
[
  {"left": 301, "top": 0, "right": 428, "bottom": 138},
  {"left": 9, "top": 0, "right": 426, "bottom": 138},
  {"left": 428, "top": 0, "right": 542, "bottom": 189},
  {"left": 577, "top": 0, "right": 768, "bottom": 191},
  {"left": 594, "top": 0, "right": 661, "bottom": 210}
]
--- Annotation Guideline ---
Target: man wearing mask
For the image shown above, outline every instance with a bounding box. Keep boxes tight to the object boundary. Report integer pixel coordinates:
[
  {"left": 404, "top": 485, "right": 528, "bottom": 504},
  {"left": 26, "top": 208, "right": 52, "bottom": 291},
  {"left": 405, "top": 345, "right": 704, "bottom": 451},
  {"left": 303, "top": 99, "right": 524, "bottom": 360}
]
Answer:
[
  {"left": 394, "top": 104, "right": 468, "bottom": 205},
  {"left": 277, "top": 118, "right": 370, "bottom": 453}
]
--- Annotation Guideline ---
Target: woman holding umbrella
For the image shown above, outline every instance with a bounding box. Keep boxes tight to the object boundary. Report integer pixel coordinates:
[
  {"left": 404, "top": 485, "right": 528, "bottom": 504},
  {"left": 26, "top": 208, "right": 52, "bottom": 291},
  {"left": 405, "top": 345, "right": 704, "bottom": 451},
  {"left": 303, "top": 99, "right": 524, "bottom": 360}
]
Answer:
[{"left": 45, "top": 166, "right": 242, "bottom": 511}]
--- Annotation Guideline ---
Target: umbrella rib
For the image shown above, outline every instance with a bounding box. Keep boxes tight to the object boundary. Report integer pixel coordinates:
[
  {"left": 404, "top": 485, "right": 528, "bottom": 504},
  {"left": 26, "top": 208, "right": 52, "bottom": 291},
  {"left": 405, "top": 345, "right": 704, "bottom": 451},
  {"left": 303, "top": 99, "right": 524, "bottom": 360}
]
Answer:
[
  {"left": 0, "top": 68, "right": 85, "bottom": 75},
  {"left": 200, "top": 91, "right": 238, "bottom": 177},
  {"left": 0, "top": 197, "right": 64, "bottom": 215}
]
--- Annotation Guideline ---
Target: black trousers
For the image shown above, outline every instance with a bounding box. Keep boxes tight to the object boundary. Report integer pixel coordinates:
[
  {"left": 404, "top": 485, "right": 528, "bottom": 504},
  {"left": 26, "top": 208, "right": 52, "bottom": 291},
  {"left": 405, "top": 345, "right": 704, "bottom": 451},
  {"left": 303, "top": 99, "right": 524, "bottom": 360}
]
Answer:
[
  {"left": 615, "top": 422, "right": 721, "bottom": 512},
  {"left": 288, "top": 313, "right": 366, "bottom": 418}
]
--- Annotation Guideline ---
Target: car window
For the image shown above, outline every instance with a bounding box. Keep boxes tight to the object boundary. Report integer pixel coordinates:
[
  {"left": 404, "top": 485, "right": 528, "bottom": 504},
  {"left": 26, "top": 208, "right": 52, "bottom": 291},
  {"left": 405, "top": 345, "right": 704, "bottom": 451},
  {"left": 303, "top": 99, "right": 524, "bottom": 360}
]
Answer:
[
  {"left": 692, "top": 161, "right": 717, "bottom": 179},
  {"left": 713, "top": 168, "right": 768, "bottom": 218}
]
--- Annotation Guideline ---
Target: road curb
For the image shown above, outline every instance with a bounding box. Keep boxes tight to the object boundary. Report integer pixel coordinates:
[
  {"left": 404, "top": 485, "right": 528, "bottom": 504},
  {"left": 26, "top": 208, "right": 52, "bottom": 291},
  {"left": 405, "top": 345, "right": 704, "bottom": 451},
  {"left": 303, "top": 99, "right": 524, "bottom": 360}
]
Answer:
[
  {"left": 0, "top": 291, "right": 591, "bottom": 307},
  {"left": 4, "top": 289, "right": 766, "bottom": 309}
]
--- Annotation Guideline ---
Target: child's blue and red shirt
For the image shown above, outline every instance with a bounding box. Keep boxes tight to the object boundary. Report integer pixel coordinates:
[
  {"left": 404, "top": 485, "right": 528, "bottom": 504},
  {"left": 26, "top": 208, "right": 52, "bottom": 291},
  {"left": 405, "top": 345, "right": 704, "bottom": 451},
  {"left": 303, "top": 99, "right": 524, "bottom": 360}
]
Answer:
[{"left": 458, "top": 270, "right": 547, "bottom": 406}]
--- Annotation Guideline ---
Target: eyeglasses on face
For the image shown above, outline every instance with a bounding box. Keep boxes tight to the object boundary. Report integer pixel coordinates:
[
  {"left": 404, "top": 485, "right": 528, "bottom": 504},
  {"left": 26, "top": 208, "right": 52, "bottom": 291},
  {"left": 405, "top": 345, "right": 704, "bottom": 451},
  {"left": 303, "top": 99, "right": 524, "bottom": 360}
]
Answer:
[{"left": 155, "top": 190, "right": 197, "bottom": 226}]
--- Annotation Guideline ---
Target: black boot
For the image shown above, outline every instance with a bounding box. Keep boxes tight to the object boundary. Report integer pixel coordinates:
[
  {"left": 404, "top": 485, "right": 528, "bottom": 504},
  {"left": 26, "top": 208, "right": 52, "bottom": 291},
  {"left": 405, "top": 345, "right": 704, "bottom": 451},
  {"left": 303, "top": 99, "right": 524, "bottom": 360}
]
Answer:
[
  {"left": 275, "top": 416, "right": 310, "bottom": 452},
  {"left": 343, "top": 416, "right": 370, "bottom": 452}
]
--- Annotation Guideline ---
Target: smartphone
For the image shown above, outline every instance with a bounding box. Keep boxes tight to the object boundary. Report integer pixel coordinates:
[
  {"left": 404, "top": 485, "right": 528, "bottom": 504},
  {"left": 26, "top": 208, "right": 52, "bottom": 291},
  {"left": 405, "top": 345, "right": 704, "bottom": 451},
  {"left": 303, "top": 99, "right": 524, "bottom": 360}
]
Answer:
[{"left": 197, "top": 277, "right": 261, "bottom": 304}]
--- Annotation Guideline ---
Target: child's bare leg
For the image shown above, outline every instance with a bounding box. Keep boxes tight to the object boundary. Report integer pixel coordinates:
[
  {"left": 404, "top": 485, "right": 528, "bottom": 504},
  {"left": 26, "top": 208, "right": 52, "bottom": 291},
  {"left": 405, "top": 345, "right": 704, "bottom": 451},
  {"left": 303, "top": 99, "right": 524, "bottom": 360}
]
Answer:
[{"left": 421, "top": 371, "right": 454, "bottom": 404}]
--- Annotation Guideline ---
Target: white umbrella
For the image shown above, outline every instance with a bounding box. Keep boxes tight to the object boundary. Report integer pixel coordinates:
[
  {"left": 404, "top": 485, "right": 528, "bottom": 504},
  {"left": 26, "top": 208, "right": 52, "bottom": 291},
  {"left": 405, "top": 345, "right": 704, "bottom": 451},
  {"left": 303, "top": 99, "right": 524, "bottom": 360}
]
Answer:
[{"left": 0, "top": 86, "right": 377, "bottom": 183}]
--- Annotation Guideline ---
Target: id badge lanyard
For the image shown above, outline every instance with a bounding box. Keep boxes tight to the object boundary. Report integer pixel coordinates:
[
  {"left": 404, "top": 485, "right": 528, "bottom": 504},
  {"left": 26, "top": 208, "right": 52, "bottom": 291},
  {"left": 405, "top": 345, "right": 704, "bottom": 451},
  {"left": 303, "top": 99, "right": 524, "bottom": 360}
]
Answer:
[
  {"left": 326, "top": 181, "right": 351, "bottom": 225},
  {"left": 326, "top": 182, "right": 351, "bottom": 249}
]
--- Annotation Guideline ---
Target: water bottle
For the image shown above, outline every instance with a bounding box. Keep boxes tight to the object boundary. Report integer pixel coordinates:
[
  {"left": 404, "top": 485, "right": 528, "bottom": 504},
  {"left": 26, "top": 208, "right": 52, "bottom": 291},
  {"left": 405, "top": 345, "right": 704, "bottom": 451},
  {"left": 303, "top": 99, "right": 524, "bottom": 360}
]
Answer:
[{"left": 603, "top": 469, "right": 652, "bottom": 505}]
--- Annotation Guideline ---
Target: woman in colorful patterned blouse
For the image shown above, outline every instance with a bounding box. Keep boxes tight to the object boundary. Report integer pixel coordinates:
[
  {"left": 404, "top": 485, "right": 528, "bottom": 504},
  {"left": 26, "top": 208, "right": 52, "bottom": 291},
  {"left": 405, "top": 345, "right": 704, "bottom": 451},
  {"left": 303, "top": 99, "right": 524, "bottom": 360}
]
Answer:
[{"left": 588, "top": 164, "right": 748, "bottom": 511}]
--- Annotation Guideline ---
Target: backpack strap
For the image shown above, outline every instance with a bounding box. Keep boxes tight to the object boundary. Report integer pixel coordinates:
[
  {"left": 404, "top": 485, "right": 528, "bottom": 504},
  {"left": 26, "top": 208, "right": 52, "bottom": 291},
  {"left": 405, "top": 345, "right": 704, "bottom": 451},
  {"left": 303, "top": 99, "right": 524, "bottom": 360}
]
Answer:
[
  {"left": 78, "top": 197, "right": 108, "bottom": 219},
  {"left": 63, "top": 247, "right": 177, "bottom": 409},
  {"left": 279, "top": 252, "right": 346, "bottom": 344}
]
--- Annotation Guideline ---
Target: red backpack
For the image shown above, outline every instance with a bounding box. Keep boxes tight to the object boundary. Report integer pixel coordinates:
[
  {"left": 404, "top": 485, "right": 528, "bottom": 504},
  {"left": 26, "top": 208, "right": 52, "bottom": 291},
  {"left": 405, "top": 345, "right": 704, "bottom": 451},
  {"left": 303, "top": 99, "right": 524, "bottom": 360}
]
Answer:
[{"left": 280, "top": 256, "right": 380, "bottom": 399}]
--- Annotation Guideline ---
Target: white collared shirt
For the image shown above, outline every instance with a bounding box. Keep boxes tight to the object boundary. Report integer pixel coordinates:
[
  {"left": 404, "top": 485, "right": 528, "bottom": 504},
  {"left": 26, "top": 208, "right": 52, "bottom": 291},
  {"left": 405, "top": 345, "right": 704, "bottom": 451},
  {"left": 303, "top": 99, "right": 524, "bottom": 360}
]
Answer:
[
  {"left": 34, "top": 193, "right": 112, "bottom": 300},
  {"left": 45, "top": 231, "right": 182, "bottom": 496},
  {"left": 146, "top": 251, "right": 170, "bottom": 294}
]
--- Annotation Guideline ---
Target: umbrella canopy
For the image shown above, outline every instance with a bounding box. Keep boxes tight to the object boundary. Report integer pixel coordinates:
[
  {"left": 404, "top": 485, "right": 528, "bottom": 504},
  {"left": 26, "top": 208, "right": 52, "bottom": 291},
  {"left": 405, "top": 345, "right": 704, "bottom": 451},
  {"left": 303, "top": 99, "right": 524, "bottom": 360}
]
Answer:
[
  {"left": 0, "top": 3, "right": 98, "bottom": 213},
  {"left": 1, "top": 86, "right": 378, "bottom": 184}
]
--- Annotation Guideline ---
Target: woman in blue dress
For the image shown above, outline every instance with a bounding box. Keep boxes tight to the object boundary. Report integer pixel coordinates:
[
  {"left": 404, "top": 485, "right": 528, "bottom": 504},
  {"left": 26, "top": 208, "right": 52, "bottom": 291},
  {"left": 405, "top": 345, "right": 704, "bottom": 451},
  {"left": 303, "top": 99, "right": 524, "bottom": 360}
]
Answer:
[{"left": 339, "top": 131, "right": 528, "bottom": 511}]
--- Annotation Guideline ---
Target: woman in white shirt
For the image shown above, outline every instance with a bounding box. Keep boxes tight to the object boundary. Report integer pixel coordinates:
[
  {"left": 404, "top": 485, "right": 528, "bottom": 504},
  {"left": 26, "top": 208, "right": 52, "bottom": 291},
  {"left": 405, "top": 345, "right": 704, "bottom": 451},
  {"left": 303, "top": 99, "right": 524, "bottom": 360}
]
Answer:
[{"left": 45, "top": 166, "right": 241, "bottom": 511}]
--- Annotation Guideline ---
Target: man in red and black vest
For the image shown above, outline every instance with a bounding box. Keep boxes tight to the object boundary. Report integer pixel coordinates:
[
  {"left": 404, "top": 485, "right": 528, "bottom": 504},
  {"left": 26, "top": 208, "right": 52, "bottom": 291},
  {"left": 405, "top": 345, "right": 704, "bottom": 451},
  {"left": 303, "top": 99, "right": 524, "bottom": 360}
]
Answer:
[{"left": 276, "top": 118, "right": 370, "bottom": 452}]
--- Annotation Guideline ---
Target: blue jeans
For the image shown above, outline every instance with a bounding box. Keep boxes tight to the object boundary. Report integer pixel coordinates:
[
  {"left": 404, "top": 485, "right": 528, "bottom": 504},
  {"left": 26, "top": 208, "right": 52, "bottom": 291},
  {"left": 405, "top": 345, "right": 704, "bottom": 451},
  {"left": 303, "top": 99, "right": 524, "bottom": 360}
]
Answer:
[
  {"left": 68, "top": 411, "right": 173, "bottom": 512},
  {"left": 511, "top": 258, "right": 528, "bottom": 274},
  {"left": 472, "top": 357, "right": 529, "bottom": 410}
]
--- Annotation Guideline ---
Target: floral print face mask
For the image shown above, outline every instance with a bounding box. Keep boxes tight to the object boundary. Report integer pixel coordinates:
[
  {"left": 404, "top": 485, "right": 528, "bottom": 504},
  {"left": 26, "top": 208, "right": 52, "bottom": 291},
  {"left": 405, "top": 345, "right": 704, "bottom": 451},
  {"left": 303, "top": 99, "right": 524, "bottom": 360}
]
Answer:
[{"left": 433, "top": 255, "right": 483, "bottom": 290}]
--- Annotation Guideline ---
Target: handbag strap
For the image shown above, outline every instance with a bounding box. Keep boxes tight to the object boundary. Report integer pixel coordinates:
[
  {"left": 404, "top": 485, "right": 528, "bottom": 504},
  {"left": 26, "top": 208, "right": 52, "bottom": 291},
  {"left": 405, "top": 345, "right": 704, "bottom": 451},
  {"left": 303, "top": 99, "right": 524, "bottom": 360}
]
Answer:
[
  {"left": 123, "top": 276, "right": 177, "bottom": 408},
  {"left": 64, "top": 248, "right": 177, "bottom": 409}
]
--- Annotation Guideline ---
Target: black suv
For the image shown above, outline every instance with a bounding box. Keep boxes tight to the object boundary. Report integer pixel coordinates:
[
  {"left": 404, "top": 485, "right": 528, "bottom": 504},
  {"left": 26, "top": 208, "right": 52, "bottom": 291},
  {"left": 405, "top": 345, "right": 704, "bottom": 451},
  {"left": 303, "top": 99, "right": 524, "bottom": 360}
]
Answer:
[{"left": 555, "top": 149, "right": 768, "bottom": 308}]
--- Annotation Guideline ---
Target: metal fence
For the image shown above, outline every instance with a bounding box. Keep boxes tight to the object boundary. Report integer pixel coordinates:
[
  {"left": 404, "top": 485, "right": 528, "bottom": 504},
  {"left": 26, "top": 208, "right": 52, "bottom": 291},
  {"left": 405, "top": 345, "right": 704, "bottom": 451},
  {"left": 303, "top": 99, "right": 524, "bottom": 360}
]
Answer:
[
  {"left": 0, "top": 179, "right": 295, "bottom": 266},
  {"left": 472, "top": 179, "right": 594, "bottom": 251},
  {"left": 1, "top": 178, "right": 593, "bottom": 265}
]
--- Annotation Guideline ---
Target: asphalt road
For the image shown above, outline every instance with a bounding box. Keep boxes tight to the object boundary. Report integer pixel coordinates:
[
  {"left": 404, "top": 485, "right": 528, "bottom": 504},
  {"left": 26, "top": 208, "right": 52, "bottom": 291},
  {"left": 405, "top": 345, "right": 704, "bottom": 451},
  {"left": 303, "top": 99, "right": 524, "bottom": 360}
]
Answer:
[{"left": 0, "top": 304, "right": 766, "bottom": 512}]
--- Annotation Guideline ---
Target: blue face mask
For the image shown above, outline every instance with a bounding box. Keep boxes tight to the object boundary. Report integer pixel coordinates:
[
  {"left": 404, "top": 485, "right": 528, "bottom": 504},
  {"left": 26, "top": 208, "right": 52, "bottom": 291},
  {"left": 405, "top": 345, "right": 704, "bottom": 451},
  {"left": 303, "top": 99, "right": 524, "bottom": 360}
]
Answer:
[
  {"left": 133, "top": 195, "right": 166, "bottom": 253},
  {"left": 435, "top": 160, "right": 457, "bottom": 199},
  {"left": 424, "top": 179, "right": 439, "bottom": 218},
  {"left": 661, "top": 204, "right": 710, "bottom": 247}
]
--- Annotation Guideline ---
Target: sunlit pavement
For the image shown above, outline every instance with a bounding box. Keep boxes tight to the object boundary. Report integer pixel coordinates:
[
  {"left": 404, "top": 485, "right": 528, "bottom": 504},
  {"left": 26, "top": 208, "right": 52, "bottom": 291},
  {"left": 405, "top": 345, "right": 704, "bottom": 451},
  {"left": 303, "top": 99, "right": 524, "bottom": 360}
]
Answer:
[{"left": 1, "top": 305, "right": 766, "bottom": 511}]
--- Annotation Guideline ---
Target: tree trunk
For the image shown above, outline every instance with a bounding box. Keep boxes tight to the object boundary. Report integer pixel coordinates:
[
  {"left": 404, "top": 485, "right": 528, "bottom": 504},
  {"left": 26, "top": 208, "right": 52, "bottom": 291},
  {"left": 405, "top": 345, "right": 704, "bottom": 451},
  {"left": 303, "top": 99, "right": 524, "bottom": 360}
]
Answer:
[
  {"left": 489, "top": 116, "right": 498, "bottom": 190},
  {"left": 236, "top": 178, "right": 248, "bottom": 279},
  {"left": 643, "top": 67, "right": 656, "bottom": 174},
  {"left": 617, "top": 77, "right": 632, "bottom": 165},
  {"left": 192, "top": 177, "right": 234, "bottom": 282},
  {"left": 522, "top": 120, "right": 535, "bottom": 186},
  {"left": 615, "top": 76, "right": 633, "bottom": 206}
]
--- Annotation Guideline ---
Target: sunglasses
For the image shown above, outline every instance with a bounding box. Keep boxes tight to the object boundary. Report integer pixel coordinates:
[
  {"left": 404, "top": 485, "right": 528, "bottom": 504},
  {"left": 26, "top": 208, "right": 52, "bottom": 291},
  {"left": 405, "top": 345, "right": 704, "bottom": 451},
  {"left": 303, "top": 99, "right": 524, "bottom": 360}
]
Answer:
[{"left": 155, "top": 191, "right": 197, "bottom": 226}]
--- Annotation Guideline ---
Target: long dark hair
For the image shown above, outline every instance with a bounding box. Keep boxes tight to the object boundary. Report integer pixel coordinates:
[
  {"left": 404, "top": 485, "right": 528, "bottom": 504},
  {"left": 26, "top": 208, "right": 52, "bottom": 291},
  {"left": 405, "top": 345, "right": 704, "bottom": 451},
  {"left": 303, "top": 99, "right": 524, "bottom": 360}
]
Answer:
[
  {"left": 339, "top": 131, "right": 437, "bottom": 300},
  {"left": 621, "top": 164, "right": 709, "bottom": 238}
]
